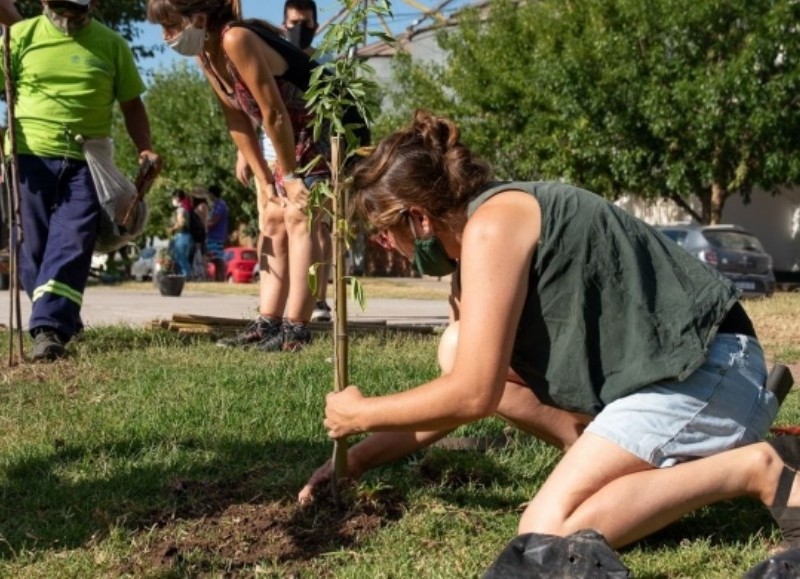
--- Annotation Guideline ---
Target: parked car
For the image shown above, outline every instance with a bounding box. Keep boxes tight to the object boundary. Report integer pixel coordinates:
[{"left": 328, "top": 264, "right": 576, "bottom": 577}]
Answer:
[
  {"left": 89, "top": 243, "right": 141, "bottom": 283},
  {"left": 656, "top": 223, "right": 776, "bottom": 297},
  {"left": 210, "top": 246, "right": 258, "bottom": 284},
  {"left": 131, "top": 246, "right": 157, "bottom": 282}
]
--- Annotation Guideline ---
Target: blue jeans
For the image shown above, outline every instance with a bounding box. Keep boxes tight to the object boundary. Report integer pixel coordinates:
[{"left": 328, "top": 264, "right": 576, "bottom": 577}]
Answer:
[
  {"left": 171, "top": 232, "right": 192, "bottom": 277},
  {"left": 586, "top": 333, "right": 778, "bottom": 467}
]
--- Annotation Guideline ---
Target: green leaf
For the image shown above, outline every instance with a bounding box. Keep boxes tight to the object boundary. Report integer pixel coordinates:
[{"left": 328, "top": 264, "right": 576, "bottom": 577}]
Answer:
[{"left": 349, "top": 277, "right": 367, "bottom": 311}]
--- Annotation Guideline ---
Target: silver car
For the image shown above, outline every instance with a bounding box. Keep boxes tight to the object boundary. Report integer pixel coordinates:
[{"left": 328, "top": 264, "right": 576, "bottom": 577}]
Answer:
[{"left": 657, "top": 224, "right": 776, "bottom": 297}]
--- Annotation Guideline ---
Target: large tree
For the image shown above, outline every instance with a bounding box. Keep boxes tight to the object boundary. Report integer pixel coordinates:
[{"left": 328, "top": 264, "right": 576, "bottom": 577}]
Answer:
[
  {"left": 112, "top": 63, "right": 254, "bottom": 240},
  {"left": 14, "top": 0, "right": 153, "bottom": 55},
  {"left": 386, "top": 0, "right": 800, "bottom": 223}
]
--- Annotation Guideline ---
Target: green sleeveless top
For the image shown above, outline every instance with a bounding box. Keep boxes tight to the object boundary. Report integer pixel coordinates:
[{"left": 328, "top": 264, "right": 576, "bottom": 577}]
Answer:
[{"left": 467, "top": 181, "right": 738, "bottom": 416}]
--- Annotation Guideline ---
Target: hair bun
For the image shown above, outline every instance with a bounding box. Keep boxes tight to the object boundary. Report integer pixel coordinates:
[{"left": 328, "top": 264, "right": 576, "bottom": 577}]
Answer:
[{"left": 412, "top": 110, "right": 460, "bottom": 156}]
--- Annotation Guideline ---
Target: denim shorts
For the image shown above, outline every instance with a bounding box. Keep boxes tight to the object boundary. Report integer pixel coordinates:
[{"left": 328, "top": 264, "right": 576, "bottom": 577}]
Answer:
[{"left": 585, "top": 333, "right": 779, "bottom": 467}]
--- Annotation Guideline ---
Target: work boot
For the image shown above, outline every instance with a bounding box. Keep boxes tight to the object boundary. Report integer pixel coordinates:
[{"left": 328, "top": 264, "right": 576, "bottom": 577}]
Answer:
[
  {"left": 216, "top": 316, "right": 276, "bottom": 348},
  {"left": 31, "top": 327, "right": 67, "bottom": 362}
]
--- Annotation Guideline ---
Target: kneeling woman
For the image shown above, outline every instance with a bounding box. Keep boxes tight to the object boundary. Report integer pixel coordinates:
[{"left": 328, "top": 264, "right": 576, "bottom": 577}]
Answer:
[{"left": 301, "top": 110, "right": 800, "bottom": 553}]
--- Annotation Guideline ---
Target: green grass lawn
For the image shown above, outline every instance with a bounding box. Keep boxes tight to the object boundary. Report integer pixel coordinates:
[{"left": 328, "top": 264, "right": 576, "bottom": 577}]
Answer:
[{"left": 1, "top": 295, "right": 799, "bottom": 577}]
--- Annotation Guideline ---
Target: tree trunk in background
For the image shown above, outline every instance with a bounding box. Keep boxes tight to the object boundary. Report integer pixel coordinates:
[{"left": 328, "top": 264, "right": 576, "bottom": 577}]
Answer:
[{"left": 710, "top": 182, "right": 728, "bottom": 225}]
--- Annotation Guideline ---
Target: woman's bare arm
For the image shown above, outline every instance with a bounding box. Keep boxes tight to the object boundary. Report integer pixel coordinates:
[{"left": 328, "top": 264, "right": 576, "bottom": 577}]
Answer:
[{"left": 323, "top": 191, "right": 543, "bottom": 436}]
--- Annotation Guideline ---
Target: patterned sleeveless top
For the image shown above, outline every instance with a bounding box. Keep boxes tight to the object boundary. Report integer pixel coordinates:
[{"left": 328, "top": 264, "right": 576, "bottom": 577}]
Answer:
[{"left": 199, "top": 23, "right": 329, "bottom": 183}]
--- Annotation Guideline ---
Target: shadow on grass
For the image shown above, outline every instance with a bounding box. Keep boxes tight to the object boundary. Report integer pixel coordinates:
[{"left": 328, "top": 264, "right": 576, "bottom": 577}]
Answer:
[
  {"left": 0, "top": 432, "right": 780, "bottom": 575},
  {"left": 633, "top": 497, "right": 775, "bottom": 550},
  {"left": 0, "top": 436, "right": 405, "bottom": 571}
]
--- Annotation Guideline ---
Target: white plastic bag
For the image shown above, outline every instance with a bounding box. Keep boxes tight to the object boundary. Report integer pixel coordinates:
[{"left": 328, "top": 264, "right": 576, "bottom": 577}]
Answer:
[{"left": 79, "top": 136, "right": 148, "bottom": 253}]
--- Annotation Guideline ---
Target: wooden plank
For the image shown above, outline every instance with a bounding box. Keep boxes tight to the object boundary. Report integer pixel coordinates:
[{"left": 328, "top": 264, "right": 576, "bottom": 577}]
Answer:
[{"left": 151, "top": 314, "right": 438, "bottom": 337}]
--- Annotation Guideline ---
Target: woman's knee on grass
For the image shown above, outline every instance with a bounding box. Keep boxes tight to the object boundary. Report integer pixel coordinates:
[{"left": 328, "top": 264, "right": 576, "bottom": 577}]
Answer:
[
  {"left": 495, "top": 385, "right": 590, "bottom": 451},
  {"left": 438, "top": 322, "right": 585, "bottom": 450},
  {"left": 437, "top": 323, "right": 460, "bottom": 375}
]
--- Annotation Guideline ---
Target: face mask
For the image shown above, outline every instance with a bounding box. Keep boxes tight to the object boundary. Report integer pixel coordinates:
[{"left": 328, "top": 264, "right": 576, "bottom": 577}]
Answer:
[
  {"left": 412, "top": 236, "right": 458, "bottom": 277},
  {"left": 44, "top": 5, "right": 92, "bottom": 35},
  {"left": 166, "top": 22, "right": 207, "bottom": 56},
  {"left": 406, "top": 216, "right": 457, "bottom": 276},
  {"left": 286, "top": 25, "right": 315, "bottom": 50}
]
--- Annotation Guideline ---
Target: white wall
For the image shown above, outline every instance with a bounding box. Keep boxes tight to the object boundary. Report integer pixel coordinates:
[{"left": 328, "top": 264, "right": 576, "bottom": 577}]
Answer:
[{"left": 723, "top": 188, "right": 800, "bottom": 273}]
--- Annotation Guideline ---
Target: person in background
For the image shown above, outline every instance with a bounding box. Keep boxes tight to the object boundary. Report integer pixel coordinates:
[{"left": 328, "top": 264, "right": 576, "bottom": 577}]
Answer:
[
  {"left": 205, "top": 184, "right": 228, "bottom": 282},
  {"left": 0, "top": 0, "right": 22, "bottom": 25},
  {"left": 283, "top": 0, "right": 332, "bottom": 323},
  {"left": 168, "top": 189, "right": 192, "bottom": 277},
  {"left": 1, "top": 0, "right": 159, "bottom": 361},
  {"left": 178, "top": 191, "right": 192, "bottom": 213},
  {"left": 148, "top": 0, "right": 329, "bottom": 352},
  {"left": 190, "top": 186, "right": 210, "bottom": 279},
  {"left": 299, "top": 111, "right": 800, "bottom": 566},
  {"left": 283, "top": 0, "right": 317, "bottom": 53},
  {"left": 257, "top": 0, "right": 331, "bottom": 323}
]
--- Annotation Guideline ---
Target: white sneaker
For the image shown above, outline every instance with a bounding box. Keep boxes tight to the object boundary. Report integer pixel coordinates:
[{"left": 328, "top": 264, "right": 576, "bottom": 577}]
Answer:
[{"left": 311, "top": 301, "right": 332, "bottom": 322}]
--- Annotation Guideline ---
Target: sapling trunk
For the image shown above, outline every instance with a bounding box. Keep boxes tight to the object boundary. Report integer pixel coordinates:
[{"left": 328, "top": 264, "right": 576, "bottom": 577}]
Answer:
[
  {"left": 330, "top": 136, "right": 350, "bottom": 494},
  {"left": 307, "top": 0, "right": 390, "bottom": 499},
  {"left": 3, "top": 24, "right": 24, "bottom": 365}
]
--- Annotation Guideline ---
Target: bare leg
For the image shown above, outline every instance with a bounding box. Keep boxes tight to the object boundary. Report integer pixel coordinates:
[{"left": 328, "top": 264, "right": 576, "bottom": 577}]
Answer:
[
  {"left": 316, "top": 219, "right": 332, "bottom": 303},
  {"left": 495, "top": 382, "right": 591, "bottom": 451},
  {"left": 520, "top": 433, "right": 794, "bottom": 548},
  {"left": 438, "top": 322, "right": 590, "bottom": 450},
  {"left": 283, "top": 203, "right": 318, "bottom": 322},
  {"left": 438, "top": 321, "right": 799, "bottom": 548},
  {"left": 258, "top": 202, "right": 289, "bottom": 317}
]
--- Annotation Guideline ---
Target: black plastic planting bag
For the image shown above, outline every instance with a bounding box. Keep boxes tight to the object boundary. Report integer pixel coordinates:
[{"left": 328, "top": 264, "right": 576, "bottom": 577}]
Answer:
[
  {"left": 482, "top": 529, "right": 631, "bottom": 579},
  {"left": 743, "top": 549, "right": 800, "bottom": 579}
]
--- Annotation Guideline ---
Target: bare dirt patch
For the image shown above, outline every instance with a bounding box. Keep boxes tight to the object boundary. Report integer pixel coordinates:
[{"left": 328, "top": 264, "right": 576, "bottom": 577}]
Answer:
[{"left": 119, "top": 477, "right": 405, "bottom": 577}]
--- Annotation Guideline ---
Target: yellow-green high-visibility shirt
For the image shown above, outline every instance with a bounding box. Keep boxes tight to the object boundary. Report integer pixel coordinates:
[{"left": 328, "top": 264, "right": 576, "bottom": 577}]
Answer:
[{"left": 1, "top": 15, "right": 146, "bottom": 160}]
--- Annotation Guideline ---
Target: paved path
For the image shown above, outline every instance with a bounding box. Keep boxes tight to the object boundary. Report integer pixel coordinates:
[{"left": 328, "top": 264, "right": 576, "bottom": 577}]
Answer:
[{"left": 0, "top": 279, "right": 451, "bottom": 331}]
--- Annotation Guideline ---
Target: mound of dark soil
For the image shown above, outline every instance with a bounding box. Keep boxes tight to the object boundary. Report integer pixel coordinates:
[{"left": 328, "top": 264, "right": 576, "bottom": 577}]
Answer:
[{"left": 119, "top": 478, "right": 405, "bottom": 576}]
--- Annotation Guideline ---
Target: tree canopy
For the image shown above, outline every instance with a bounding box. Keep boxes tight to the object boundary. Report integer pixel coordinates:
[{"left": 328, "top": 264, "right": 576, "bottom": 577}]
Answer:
[
  {"left": 385, "top": 0, "right": 800, "bottom": 223},
  {"left": 112, "top": 63, "right": 255, "bottom": 241}
]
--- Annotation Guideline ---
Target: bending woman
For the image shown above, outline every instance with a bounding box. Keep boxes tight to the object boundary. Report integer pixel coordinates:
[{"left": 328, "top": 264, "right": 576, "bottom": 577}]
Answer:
[
  {"left": 148, "top": 0, "right": 328, "bottom": 351},
  {"left": 301, "top": 109, "right": 800, "bottom": 554}
]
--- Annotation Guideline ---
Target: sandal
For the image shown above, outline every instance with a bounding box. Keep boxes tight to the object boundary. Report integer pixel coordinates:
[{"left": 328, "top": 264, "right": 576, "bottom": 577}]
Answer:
[{"left": 768, "top": 436, "right": 800, "bottom": 551}]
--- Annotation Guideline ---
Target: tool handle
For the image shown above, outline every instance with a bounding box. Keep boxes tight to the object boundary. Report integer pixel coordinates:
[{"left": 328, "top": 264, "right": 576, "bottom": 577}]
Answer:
[
  {"left": 766, "top": 364, "right": 794, "bottom": 405},
  {"left": 121, "top": 157, "right": 159, "bottom": 227}
]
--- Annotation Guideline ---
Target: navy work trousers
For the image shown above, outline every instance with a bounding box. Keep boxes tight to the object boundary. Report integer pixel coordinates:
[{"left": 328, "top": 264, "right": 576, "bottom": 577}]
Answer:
[{"left": 18, "top": 154, "right": 100, "bottom": 340}]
